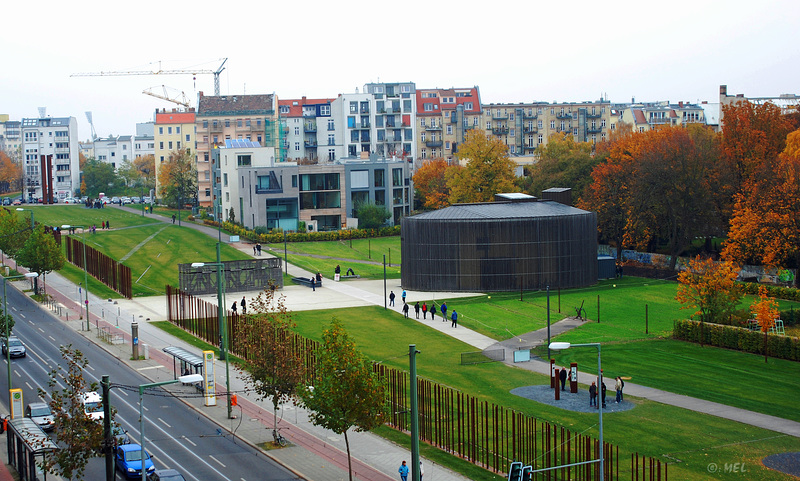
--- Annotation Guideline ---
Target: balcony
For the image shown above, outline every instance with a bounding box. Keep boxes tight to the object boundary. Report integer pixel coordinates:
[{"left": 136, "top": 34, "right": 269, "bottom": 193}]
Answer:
[
  {"left": 304, "top": 124, "right": 317, "bottom": 133},
  {"left": 304, "top": 141, "right": 318, "bottom": 148},
  {"left": 360, "top": 122, "right": 371, "bottom": 129},
  {"left": 391, "top": 107, "right": 401, "bottom": 113},
  {"left": 360, "top": 108, "right": 370, "bottom": 115},
  {"left": 555, "top": 112, "right": 572, "bottom": 119},
  {"left": 523, "top": 127, "right": 538, "bottom": 134},
  {"left": 587, "top": 127, "right": 603, "bottom": 134},
  {"left": 522, "top": 112, "right": 538, "bottom": 119},
  {"left": 586, "top": 112, "right": 602, "bottom": 119},
  {"left": 425, "top": 140, "right": 443, "bottom": 148},
  {"left": 209, "top": 123, "right": 224, "bottom": 133},
  {"left": 425, "top": 125, "right": 442, "bottom": 131},
  {"left": 492, "top": 127, "right": 509, "bottom": 135},
  {"left": 492, "top": 113, "right": 508, "bottom": 120},
  {"left": 255, "top": 186, "right": 283, "bottom": 194}
]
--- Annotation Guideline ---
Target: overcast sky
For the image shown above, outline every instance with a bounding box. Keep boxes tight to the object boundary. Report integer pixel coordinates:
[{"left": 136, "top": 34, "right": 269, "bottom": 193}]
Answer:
[{"left": 3, "top": 0, "right": 798, "bottom": 141}]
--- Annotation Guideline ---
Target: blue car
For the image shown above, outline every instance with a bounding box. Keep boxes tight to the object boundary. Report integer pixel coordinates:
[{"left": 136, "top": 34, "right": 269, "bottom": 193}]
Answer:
[{"left": 115, "top": 444, "right": 155, "bottom": 478}]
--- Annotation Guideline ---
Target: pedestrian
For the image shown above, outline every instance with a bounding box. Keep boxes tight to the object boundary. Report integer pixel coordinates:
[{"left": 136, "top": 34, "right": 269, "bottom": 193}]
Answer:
[
  {"left": 441, "top": 302, "right": 447, "bottom": 322},
  {"left": 106, "top": 220, "right": 110, "bottom": 229},
  {"left": 560, "top": 367, "right": 567, "bottom": 391},
  {"left": 257, "top": 243, "right": 262, "bottom": 256},
  {"left": 335, "top": 265, "right": 341, "bottom": 275},
  {"left": 430, "top": 304, "right": 437, "bottom": 320},
  {"left": 389, "top": 291, "right": 395, "bottom": 306},
  {"left": 101, "top": 221, "right": 105, "bottom": 229},
  {"left": 414, "top": 302, "right": 420, "bottom": 319},
  {"left": 91, "top": 224, "right": 96, "bottom": 234},
  {"left": 253, "top": 245, "right": 257, "bottom": 255},
  {"left": 231, "top": 301, "right": 237, "bottom": 314},
  {"left": 172, "top": 214, "right": 176, "bottom": 224},
  {"left": 601, "top": 382, "right": 607, "bottom": 408},
  {"left": 398, "top": 460, "right": 409, "bottom": 481},
  {"left": 402, "top": 303, "right": 409, "bottom": 318},
  {"left": 589, "top": 382, "right": 597, "bottom": 407},
  {"left": 451, "top": 309, "right": 458, "bottom": 328},
  {"left": 402, "top": 290, "right": 407, "bottom": 304},
  {"left": 615, "top": 376, "right": 624, "bottom": 403},
  {"left": 422, "top": 302, "right": 427, "bottom": 319},
  {"left": 311, "top": 276, "right": 316, "bottom": 291},
  {"left": 316, "top": 272, "right": 322, "bottom": 285},
  {"left": 241, "top": 296, "right": 247, "bottom": 314},
  {"left": 346, "top": 267, "right": 355, "bottom": 275},
  {"left": 419, "top": 460, "right": 424, "bottom": 481}
]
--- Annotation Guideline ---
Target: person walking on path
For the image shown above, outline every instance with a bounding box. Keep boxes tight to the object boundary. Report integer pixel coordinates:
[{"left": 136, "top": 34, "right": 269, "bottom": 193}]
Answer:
[
  {"left": 398, "top": 460, "right": 409, "bottom": 481},
  {"left": 257, "top": 243, "right": 262, "bottom": 256},
  {"left": 231, "top": 301, "right": 237, "bottom": 314},
  {"left": 101, "top": 221, "right": 105, "bottom": 229},
  {"left": 601, "top": 382, "right": 607, "bottom": 408},
  {"left": 414, "top": 302, "right": 420, "bottom": 319},
  {"left": 441, "top": 302, "right": 447, "bottom": 322},
  {"left": 451, "top": 309, "right": 458, "bottom": 328},
  {"left": 311, "top": 276, "right": 316, "bottom": 291},
  {"left": 106, "top": 220, "right": 110, "bottom": 229},
  {"left": 253, "top": 245, "right": 257, "bottom": 255},
  {"left": 589, "top": 382, "right": 597, "bottom": 407},
  {"left": 402, "top": 303, "right": 409, "bottom": 318},
  {"left": 402, "top": 290, "right": 407, "bottom": 304},
  {"left": 172, "top": 214, "right": 176, "bottom": 224},
  {"left": 389, "top": 291, "right": 396, "bottom": 306},
  {"left": 422, "top": 302, "right": 427, "bottom": 319},
  {"left": 560, "top": 367, "right": 567, "bottom": 391},
  {"left": 419, "top": 460, "right": 424, "bottom": 481},
  {"left": 430, "top": 304, "right": 436, "bottom": 321},
  {"left": 241, "top": 297, "right": 247, "bottom": 315},
  {"left": 615, "top": 377, "right": 624, "bottom": 403}
]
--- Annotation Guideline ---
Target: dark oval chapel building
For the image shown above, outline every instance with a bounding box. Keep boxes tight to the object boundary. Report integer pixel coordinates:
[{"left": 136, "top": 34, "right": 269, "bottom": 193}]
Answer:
[{"left": 401, "top": 193, "right": 597, "bottom": 292}]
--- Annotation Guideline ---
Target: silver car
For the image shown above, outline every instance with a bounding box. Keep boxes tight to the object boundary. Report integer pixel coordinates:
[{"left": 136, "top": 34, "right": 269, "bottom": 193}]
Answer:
[
  {"left": 26, "top": 402, "right": 54, "bottom": 431},
  {"left": 2, "top": 336, "right": 26, "bottom": 358}
]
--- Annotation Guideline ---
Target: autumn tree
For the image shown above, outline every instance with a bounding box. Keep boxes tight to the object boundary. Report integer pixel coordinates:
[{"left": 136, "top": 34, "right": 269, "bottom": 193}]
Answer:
[
  {"left": 448, "top": 130, "right": 516, "bottom": 204},
  {"left": 234, "top": 287, "right": 306, "bottom": 440},
  {"left": 528, "top": 132, "right": 600, "bottom": 200},
  {"left": 413, "top": 158, "right": 456, "bottom": 210},
  {"left": 298, "top": 320, "right": 386, "bottom": 481},
  {"left": 0, "top": 151, "right": 22, "bottom": 193},
  {"left": 39, "top": 345, "right": 105, "bottom": 480},
  {"left": 722, "top": 129, "right": 800, "bottom": 283},
  {"left": 16, "top": 225, "right": 65, "bottom": 295},
  {"left": 750, "top": 285, "right": 780, "bottom": 362},
  {"left": 676, "top": 256, "right": 742, "bottom": 326},
  {"left": 157, "top": 149, "right": 197, "bottom": 208}
]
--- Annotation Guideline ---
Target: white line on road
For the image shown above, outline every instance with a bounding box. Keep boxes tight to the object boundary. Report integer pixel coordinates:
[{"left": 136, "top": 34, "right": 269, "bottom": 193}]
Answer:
[
  {"left": 209, "top": 455, "right": 226, "bottom": 468},
  {"left": 182, "top": 436, "right": 196, "bottom": 447},
  {"left": 158, "top": 417, "right": 172, "bottom": 428}
]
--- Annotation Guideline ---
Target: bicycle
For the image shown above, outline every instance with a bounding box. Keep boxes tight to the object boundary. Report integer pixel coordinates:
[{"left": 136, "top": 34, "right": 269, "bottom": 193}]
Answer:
[{"left": 272, "top": 429, "right": 288, "bottom": 447}]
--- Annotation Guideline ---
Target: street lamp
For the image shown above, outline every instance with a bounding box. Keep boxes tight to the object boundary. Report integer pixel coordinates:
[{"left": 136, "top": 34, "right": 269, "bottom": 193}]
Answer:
[
  {"left": 61, "top": 224, "right": 89, "bottom": 329},
  {"left": 549, "top": 342, "right": 604, "bottom": 481},
  {"left": 191, "top": 242, "right": 232, "bottom": 419},
  {"left": 3, "top": 272, "right": 38, "bottom": 400}
]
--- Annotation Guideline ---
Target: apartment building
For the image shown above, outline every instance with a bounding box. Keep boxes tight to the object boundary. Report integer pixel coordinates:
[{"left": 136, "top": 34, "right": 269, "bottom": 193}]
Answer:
[
  {"left": 618, "top": 101, "right": 706, "bottom": 133},
  {"left": 196, "top": 92, "right": 281, "bottom": 207},
  {"left": 719, "top": 84, "right": 800, "bottom": 125},
  {"left": 481, "top": 100, "right": 612, "bottom": 160},
  {"left": 414, "top": 87, "right": 482, "bottom": 164},
  {"left": 154, "top": 109, "right": 196, "bottom": 195},
  {"left": 21, "top": 116, "right": 80, "bottom": 202},
  {"left": 0, "top": 116, "right": 22, "bottom": 162},
  {"left": 279, "top": 97, "right": 334, "bottom": 163}
]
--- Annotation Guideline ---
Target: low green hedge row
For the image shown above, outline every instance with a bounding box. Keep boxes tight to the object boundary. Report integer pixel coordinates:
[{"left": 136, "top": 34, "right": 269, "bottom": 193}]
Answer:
[
  {"left": 202, "top": 219, "right": 400, "bottom": 244},
  {"left": 738, "top": 281, "right": 800, "bottom": 302},
  {"left": 673, "top": 319, "right": 800, "bottom": 361}
]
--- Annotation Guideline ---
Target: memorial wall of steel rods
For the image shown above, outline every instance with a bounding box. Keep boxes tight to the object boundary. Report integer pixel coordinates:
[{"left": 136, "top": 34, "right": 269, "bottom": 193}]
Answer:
[
  {"left": 402, "top": 212, "right": 597, "bottom": 291},
  {"left": 178, "top": 258, "right": 283, "bottom": 295},
  {"left": 65, "top": 236, "right": 132, "bottom": 298},
  {"left": 166, "top": 285, "right": 666, "bottom": 480}
]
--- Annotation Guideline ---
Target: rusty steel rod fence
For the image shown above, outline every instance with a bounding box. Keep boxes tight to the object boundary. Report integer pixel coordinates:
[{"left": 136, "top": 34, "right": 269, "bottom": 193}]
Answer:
[
  {"left": 64, "top": 236, "right": 132, "bottom": 298},
  {"left": 166, "top": 285, "right": 666, "bottom": 480}
]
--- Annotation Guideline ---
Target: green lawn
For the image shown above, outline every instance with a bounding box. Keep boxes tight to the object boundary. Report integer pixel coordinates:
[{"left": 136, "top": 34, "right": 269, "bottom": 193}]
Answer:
[
  {"left": 282, "top": 252, "right": 401, "bottom": 280},
  {"left": 291, "top": 306, "right": 800, "bottom": 480},
  {"left": 18, "top": 204, "right": 158, "bottom": 229},
  {"left": 267, "top": 237, "right": 401, "bottom": 264}
]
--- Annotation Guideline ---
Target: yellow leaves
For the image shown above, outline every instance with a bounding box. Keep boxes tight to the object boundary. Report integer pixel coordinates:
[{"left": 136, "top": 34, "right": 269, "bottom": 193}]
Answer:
[
  {"left": 412, "top": 158, "right": 454, "bottom": 210},
  {"left": 449, "top": 130, "right": 516, "bottom": 204},
  {"left": 783, "top": 129, "right": 800, "bottom": 160},
  {"left": 750, "top": 285, "right": 779, "bottom": 332},
  {"left": 676, "top": 256, "right": 741, "bottom": 323}
]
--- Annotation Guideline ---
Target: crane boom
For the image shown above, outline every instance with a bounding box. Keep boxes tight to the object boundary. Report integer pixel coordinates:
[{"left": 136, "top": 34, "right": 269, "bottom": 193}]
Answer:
[
  {"left": 71, "top": 58, "right": 228, "bottom": 95},
  {"left": 143, "top": 86, "right": 191, "bottom": 108}
]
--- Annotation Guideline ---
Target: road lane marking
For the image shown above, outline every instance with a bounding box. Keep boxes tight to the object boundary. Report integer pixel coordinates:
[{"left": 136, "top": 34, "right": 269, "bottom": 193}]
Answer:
[
  {"left": 182, "top": 436, "right": 196, "bottom": 447},
  {"left": 158, "top": 418, "right": 172, "bottom": 428},
  {"left": 209, "top": 455, "right": 226, "bottom": 468}
]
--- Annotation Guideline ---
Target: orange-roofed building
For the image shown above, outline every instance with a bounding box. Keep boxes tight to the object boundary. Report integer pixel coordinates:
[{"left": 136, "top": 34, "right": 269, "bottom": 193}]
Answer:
[{"left": 154, "top": 108, "right": 196, "bottom": 195}]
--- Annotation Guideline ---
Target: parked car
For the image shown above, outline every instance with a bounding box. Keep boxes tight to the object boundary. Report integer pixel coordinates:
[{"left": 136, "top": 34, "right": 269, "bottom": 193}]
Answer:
[
  {"left": 63, "top": 197, "right": 77, "bottom": 204},
  {"left": 82, "top": 391, "right": 104, "bottom": 421},
  {"left": 25, "top": 402, "right": 54, "bottom": 432},
  {"left": 115, "top": 444, "right": 155, "bottom": 479},
  {"left": 2, "top": 336, "right": 26, "bottom": 358},
  {"left": 121, "top": 196, "right": 131, "bottom": 205},
  {"left": 142, "top": 196, "right": 152, "bottom": 204},
  {"left": 2, "top": 198, "right": 10, "bottom": 206},
  {"left": 148, "top": 469, "right": 186, "bottom": 481},
  {"left": 111, "top": 196, "right": 121, "bottom": 205},
  {"left": 12, "top": 198, "right": 22, "bottom": 206},
  {"left": 111, "top": 421, "right": 131, "bottom": 446}
]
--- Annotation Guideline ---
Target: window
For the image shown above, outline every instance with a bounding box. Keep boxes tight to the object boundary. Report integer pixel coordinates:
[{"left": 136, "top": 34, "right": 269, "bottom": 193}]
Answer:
[
  {"left": 392, "top": 168, "right": 402, "bottom": 187},
  {"left": 424, "top": 103, "right": 434, "bottom": 112},
  {"left": 294, "top": 127, "right": 300, "bottom": 135},
  {"left": 159, "top": 142, "right": 164, "bottom": 149},
  {"left": 300, "top": 173, "right": 339, "bottom": 191},
  {"left": 327, "top": 119, "right": 335, "bottom": 131},
  {"left": 177, "top": 141, "right": 181, "bottom": 149},
  {"left": 237, "top": 154, "right": 251, "bottom": 166},
  {"left": 464, "top": 102, "right": 473, "bottom": 110},
  {"left": 186, "top": 134, "right": 190, "bottom": 142},
  {"left": 403, "top": 100, "right": 411, "bottom": 112},
  {"left": 573, "top": 128, "right": 578, "bottom": 135},
  {"left": 538, "top": 120, "right": 543, "bottom": 129},
  {"left": 351, "top": 170, "right": 369, "bottom": 189},
  {"left": 509, "top": 129, "right": 515, "bottom": 137},
  {"left": 328, "top": 134, "right": 335, "bottom": 146},
  {"left": 158, "top": 127, "right": 163, "bottom": 134},
  {"left": 350, "top": 102, "right": 358, "bottom": 113},
  {"left": 550, "top": 121, "right": 555, "bottom": 129},
  {"left": 420, "top": 132, "right": 426, "bottom": 142},
  {"left": 509, "top": 113, "right": 515, "bottom": 121},
  {"left": 292, "top": 175, "right": 297, "bottom": 187},
  {"left": 445, "top": 141, "right": 450, "bottom": 150},
  {"left": 401, "top": 85, "right": 411, "bottom": 93},
  {"left": 538, "top": 134, "right": 543, "bottom": 144},
  {"left": 168, "top": 141, "right": 173, "bottom": 149},
  {"left": 374, "top": 169, "right": 385, "bottom": 187},
  {"left": 280, "top": 105, "right": 290, "bottom": 114},
  {"left": 375, "top": 190, "right": 385, "bottom": 205},
  {"left": 295, "top": 142, "right": 300, "bottom": 151},
  {"left": 168, "top": 127, "right": 173, "bottom": 134},
  {"left": 320, "top": 105, "right": 330, "bottom": 115},
  {"left": 223, "top": 173, "right": 228, "bottom": 187},
  {"left": 510, "top": 145, "right": 516, "bottom": 154}
]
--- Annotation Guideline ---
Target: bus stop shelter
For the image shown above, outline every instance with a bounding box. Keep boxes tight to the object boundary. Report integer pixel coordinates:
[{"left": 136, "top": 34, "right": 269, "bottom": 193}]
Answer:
[
  {"left": 163, "top": 346, "right": 204, "bottom": 378},
  {"left": 7, "top": 417, "right": 58, "bottom": 480}
]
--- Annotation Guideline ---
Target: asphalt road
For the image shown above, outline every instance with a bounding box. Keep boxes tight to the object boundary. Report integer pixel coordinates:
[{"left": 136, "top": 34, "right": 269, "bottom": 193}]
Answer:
[{"left": 1, "top": 283, "right": 299, "bottom": 480}]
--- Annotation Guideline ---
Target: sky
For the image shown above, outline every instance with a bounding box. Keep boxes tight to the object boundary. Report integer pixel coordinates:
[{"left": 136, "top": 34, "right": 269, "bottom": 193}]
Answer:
[{"left": 3, "top": 0, "right": 799, "bottom": 141}]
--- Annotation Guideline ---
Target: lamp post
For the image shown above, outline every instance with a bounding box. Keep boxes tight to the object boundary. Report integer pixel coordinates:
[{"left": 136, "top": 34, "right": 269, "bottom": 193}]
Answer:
[
  {"left": 549, "top": 342, "right": 604, "bottom": 481},
  {"left": 3, "top": 272, "right": 38, "bottom": 399},
  {"left": 191, "top": 242, "right": 232, "bottom": 419},
  {"left": 61, "top": 224, "right": 89, "bottom": 329}
]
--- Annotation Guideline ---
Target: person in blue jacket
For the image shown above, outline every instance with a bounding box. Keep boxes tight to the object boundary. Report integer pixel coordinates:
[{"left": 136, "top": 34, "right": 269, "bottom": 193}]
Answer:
[
  {"left": 451, "top": 309, "right": 458, "bottom": 328},
  {"left": 398, "top": 460, "right": 409, "bottom": 481}
]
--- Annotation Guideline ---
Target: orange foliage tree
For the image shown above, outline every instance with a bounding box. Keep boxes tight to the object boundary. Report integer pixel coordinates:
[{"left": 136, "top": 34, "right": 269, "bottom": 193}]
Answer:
[
  {"left": 676, "top": 256, "right": 742, "bottom": 325},
  {"left": 0, "top": 151, "right": 22, "bottom": 193},
  {"left": 412, "top": 158, "right": 456, "bottom": 210},
  {"left": 750, "top": 285, "right": 780, "bottom": 362},
  {"left": 448, "top": 130, "right": 516, "bottom": 204},
  {"left": 723, "top": 129, "right": 800, "bottom": 284}
]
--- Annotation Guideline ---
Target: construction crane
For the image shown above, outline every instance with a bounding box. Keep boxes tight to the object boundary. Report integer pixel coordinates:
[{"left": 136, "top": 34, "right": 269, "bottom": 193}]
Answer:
[
  {"left": 143, "top": 85, "right": 191, "bottom": 108},
  {"left": 71, "top": 58, "right": 228, "bottom": 96}
]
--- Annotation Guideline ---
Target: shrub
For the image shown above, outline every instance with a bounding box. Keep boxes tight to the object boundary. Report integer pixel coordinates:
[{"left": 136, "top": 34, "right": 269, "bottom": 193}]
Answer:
[{"left": 673, "top": 319, "right": 800, "bottom": 361}]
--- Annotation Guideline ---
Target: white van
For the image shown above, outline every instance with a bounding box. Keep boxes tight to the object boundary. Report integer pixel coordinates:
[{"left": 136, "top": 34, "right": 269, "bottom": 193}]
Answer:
[{"left": 82, "top": 391, "right": 104, "bottom": 421}]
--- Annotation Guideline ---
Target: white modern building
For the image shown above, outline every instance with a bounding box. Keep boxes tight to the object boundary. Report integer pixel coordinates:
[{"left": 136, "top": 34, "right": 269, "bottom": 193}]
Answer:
[{"left": 21, "top": 116, "right": 80, "bottom": 202}]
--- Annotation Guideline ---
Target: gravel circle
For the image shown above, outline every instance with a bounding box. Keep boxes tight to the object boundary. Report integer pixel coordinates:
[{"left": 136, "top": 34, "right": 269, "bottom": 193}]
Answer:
[
  {"left": 763, "top": 452, "right": 800, "bottom": 477},
  {"left": 510, "top": 385, "right": 635, "bottom": 413}
]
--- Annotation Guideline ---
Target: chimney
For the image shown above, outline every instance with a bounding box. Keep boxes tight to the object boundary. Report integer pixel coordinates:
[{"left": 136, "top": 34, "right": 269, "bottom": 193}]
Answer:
[
  {"left": 678, "top": 101, "right": 683, "bottom": 108},
  {"left": 720, "top": 85, "right": 727, "bottom": 96}
]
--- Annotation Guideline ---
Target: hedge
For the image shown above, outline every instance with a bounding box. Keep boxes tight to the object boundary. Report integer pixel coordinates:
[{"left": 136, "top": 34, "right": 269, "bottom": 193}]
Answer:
[
  {"left": 202, "top": 219, "right": 400, "bottom": 244},
  {"left": 673, "top": 319, "right": 800, "bottom": 361}
]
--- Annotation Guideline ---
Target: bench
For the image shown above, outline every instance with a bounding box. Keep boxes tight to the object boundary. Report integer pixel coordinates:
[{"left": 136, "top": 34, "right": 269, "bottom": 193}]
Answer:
[
  {"left": 292, "top": 277, "right": 321, "bottom": 288},
  {"left": 340, "top": 274, "right": 360, "bottom": 279}
]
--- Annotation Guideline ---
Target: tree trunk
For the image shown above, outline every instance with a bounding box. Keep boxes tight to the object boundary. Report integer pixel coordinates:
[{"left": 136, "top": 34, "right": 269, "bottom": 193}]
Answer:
[
  {"left": 344, "top": 430, "right": 353, "bottom": 481},
  {"left": 764, "top": 330, "right": 768, "bottom": 363}
]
